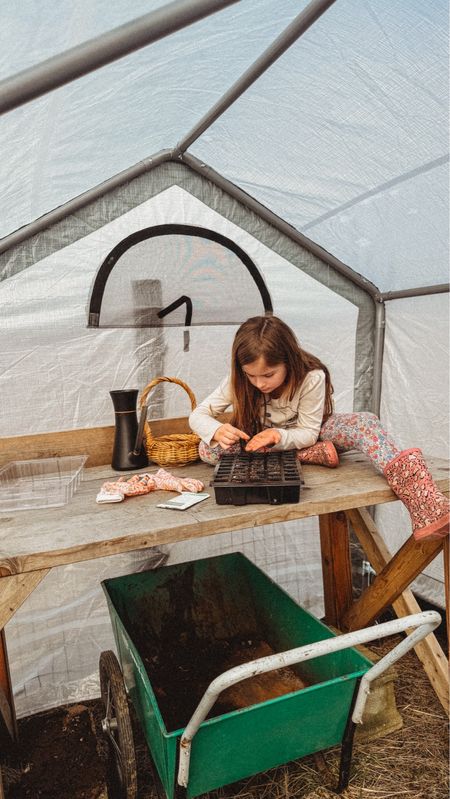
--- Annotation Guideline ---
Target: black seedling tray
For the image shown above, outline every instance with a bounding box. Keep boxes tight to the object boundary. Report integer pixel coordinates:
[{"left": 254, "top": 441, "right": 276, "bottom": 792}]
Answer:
[{"left": 210, "top": 450, "right": 302, "bottom": 506}]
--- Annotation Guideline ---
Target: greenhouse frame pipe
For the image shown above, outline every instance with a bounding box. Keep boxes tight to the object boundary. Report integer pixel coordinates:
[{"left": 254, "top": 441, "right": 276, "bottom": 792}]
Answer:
[
  {"left": 2, "top": 145, "right": 446, "bottom": 309},
  {"left": 174, "top": 0, "right": 338, "bottom": 154},
  {"left": 182, "top": 152, "right": 379, "bottom": 297},
  {"left": 0, "top": 0, "right": 240, "bottom": 116},
  {"left": 379, "top": 284, "right": 449, "bottom": 301},
  {"left": 0, "top": 147, "right": 380, "bottom": 301},
  {"left": 372, "top": 300, "right": 386, "bottom": 416},
  {"left": 0, "top": 150, "right": 174, "bottom": 256},
  {"left": 371, "top": 283, "right": 449, "bottom": 414}
]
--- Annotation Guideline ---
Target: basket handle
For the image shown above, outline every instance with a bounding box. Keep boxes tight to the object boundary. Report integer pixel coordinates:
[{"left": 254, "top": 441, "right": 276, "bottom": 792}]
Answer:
[
  {"left": 140, "top": 376, "right": 197, "bottom": 412},
  {"left": 140, "top": 377, "right": 197, "bottom": 449}
]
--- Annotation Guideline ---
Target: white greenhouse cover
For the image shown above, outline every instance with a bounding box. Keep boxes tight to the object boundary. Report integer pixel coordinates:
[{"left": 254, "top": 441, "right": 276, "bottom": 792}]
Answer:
[
  {"left": 0, "top": 0, "right": 448, "bottom": 717},
  {"left": 1, "top": 0, "right": 448, "bottom": 291}
]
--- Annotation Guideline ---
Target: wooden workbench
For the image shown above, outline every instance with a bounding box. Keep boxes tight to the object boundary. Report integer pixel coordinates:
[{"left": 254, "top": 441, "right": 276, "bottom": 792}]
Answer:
[{"left": 0, "top": 425, "right": 448, "bottom": 743}]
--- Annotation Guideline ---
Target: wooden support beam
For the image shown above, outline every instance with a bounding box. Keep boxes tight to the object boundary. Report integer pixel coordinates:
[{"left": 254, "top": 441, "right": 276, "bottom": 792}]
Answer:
[
  {"left": 0, "top": 418, "right": 193, "bottom": 468},
  {"left": 345, "top": 508, "right": 449, "bottom": 714},
  {"left": 319, "top": 511, "right": 353, "bottom": 627},
  {"left": 0, "top": 426, "right": 115, "bottom": 468},
  {"left": 341, "top": 532, "right": 443, "bottom": 631},
  {"left": 0, "top": 570, "right": 50, "bottom": 630},
  {"left": 0, "top": 415, "right": 232, "bottom": 469}
]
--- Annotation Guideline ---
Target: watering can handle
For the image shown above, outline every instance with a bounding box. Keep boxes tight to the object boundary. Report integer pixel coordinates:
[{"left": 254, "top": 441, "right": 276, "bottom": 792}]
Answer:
[
  {"left": 177, "top": 610, "right": 441, "bottom": 789},
  {"left": 132, "top": 404, "right": 148, "bottom": 455}
]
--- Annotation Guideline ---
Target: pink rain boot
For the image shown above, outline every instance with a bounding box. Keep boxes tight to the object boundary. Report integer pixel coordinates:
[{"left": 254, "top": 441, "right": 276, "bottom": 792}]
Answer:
[
  {"left": 384, "top": 448, "right": 449, "bottom": 542},
  {"left": 297, "top": 440, "right": 339, "bottom": 468}
]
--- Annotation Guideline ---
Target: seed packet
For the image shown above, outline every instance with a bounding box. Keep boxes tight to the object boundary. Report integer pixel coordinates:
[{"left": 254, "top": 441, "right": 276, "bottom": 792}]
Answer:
[{"left": 156, "top": 492, "right": 210, "bottom": 510}]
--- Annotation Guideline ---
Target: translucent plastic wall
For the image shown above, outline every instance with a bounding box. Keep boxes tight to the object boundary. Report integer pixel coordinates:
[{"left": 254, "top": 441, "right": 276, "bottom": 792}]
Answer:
[
  {"left": 1, "top": 1, "right": 448, "bottom": 291},
  {"left": 2, "top": 186, "right": 359, "bottom": 717},
  {"left": 378, "top": 293, "right": 449, "bottom": 607}
]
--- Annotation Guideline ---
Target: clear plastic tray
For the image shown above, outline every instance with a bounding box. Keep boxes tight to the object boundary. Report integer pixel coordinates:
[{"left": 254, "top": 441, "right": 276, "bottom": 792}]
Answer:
[{"left": 0, "top": 455, "right": 87, "bottom": 512}]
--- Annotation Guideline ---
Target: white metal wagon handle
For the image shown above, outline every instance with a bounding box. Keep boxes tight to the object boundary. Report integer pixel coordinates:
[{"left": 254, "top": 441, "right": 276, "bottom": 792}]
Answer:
[{"left": 177, "top": 610, "right": 441, "bottom": 789}]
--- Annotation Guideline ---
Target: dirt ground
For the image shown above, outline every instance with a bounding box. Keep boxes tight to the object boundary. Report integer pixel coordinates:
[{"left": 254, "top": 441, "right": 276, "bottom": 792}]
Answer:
[{"left": 2, "top": 634, "right": 448, "bottom": 799}]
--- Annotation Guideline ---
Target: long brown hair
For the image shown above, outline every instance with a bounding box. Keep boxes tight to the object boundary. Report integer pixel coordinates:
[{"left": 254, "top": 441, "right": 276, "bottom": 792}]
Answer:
[{"left": 230, "top": 316, "right": 334, "bottom": 436}]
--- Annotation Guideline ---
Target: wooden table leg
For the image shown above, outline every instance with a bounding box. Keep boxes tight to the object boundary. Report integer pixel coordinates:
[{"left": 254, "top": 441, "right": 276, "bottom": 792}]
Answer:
[
  {"left": 444, "top": 537, "right": 449, "bottom": 661},
  {"left": 0, "top": 569, "right": 50, "bottom": 742},
  {"left": 319, "top": 512, "right": 353, "bottom": 627},
  {"left": 0, "top": 630, "right": 16, "bottom": 740}
]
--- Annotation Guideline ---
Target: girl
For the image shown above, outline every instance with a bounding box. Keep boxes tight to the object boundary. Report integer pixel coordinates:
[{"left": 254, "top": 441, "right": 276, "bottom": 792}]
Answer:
[{"left": 189, "top": 315, "right": 449, "bottom": 543}]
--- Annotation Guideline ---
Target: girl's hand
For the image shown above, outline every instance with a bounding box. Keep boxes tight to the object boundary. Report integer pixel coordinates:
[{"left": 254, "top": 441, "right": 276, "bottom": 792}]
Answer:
[
  {"left": 212, "top": 424, "right": 250, "bottom": 450},
  {"left": 245, "top": 428, "right": 281, "bottom": 452}
]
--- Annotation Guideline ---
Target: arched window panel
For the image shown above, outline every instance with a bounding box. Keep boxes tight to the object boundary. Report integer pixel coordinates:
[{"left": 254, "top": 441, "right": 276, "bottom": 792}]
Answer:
[{"left": 88, "top": 225, "right": 272, "bottom": 329}]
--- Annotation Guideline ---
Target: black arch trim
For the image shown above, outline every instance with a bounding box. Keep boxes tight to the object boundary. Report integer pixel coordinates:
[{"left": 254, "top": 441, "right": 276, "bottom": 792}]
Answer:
[{"left": 87, "top": 223, "right": 272, "bottom": 326}]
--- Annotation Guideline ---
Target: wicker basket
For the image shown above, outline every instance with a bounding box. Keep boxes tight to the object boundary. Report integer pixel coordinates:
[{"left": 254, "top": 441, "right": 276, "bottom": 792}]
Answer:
[{"left": 140, "top": 377, "right": 200, "bottom": 468}]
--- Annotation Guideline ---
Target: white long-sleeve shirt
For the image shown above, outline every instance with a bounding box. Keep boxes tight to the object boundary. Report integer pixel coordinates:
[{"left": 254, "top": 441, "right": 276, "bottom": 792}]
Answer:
[{"left": 189, "top": 369, "right": 326, "bottom": 451}]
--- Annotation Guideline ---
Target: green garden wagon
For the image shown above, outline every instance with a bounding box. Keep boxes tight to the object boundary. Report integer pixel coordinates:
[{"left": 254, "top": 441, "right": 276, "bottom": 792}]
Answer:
[{"left": 99, "top": 552, "right": 440, "bottom": 798}]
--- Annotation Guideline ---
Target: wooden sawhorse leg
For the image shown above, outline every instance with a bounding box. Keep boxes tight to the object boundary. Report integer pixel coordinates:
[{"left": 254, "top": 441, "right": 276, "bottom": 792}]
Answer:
[
  {"left": 343, "top": 508, "right": 449, "bottom": 714},
  {"left": 341, "top": 533, "right": 444, "bottom": 631}
]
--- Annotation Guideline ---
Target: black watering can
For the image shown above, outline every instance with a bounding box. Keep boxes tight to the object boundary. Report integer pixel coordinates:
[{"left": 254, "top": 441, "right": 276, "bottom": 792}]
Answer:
[{"left": 110, "top": 389, "right": 149, "bottom": 471}]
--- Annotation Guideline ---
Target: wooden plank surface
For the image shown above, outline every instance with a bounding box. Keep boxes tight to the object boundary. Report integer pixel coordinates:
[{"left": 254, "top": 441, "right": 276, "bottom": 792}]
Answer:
[
  {"left": 0, "top": 454, "right": 448, "bottom": 576},
  {"left": 346, "top": 507, "right": 449, "bottom": 714}
]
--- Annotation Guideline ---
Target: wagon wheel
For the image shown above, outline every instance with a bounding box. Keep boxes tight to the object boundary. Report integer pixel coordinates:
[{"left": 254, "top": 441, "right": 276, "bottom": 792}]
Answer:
[{"left": 100, "top": 650, "right": 138, "bottom": 799}]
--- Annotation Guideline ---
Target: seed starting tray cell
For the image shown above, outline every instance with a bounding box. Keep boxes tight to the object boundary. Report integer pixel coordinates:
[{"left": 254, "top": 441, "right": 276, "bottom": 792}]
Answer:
[{"left": 210, "top": 451, "right": 302, "bottom": 506}]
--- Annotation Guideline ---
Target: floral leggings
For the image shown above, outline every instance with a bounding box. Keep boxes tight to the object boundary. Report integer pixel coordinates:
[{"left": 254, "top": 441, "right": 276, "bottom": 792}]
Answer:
[
  {"left": 320, "top": 412, "right": 399, "bottom": 471},
  {"left": 199, "top": 412, "right": 400, "bottom": 472}
]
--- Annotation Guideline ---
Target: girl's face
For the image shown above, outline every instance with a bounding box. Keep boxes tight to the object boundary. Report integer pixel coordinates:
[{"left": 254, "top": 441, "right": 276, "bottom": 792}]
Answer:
[{"left": 242, "top": 357, "right": 287, "bottom": 397}]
